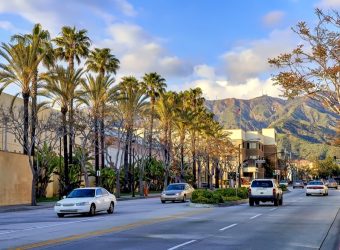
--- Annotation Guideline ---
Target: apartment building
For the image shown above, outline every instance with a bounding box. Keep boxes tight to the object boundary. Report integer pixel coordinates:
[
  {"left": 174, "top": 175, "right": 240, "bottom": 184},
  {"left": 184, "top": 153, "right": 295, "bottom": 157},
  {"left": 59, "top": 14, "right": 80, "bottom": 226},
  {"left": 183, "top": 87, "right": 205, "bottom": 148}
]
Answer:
[{"left": 226, "top": 128, "right": 278, "bottom": 183}]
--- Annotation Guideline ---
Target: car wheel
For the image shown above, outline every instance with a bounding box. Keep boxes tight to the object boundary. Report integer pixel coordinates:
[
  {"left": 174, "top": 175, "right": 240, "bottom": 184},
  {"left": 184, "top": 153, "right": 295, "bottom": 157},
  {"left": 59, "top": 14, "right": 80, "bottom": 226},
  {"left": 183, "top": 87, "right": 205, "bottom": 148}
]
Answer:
[
  {"left": 161, "top": 200, "right": 165, "bottom": 204},
  {"left": 306, "top": 193, "right": 310, "bottom": 196},
  {"left": 182, "top": 195, "right": 186, "bottom": 203},
  {"left": 274, "top": 198, "right": 279, "bottom": 206},
  {"left": 89, "top": 204, "right": 96, "bottom": 216},
  {"left": 249, "top": 199, "right": 254, "bottom": 206},
  {"left": 107, "top": 202, "right": 114, "bottom": 214},
  {"left": 57, "top": 213, "right": 64, "bottom": 218},
  {"left": 293, "top": 187, "right": 295, "bottom": 189},
  {"left": 255, "top": 200, "right": 259, "bottom": 206}
]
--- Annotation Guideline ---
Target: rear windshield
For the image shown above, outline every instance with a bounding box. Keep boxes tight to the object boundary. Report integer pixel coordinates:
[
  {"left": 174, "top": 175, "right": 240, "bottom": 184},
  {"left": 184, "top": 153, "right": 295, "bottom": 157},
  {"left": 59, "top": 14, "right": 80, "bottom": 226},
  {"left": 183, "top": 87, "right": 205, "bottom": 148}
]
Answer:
[
  {"left": 308, "top": 181, "right": 323, "bottom": 185},
  {"left": 251, "top": 180, "right": 273, "bottom": 188}
]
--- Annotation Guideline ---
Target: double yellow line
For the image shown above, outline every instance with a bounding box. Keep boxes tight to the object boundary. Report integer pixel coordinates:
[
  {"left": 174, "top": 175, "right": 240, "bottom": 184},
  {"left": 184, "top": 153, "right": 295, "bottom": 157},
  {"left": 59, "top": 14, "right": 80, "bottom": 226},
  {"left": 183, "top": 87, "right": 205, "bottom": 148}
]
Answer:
[{"left": 13, "top": 208, "right": 211, "bottom": 250}]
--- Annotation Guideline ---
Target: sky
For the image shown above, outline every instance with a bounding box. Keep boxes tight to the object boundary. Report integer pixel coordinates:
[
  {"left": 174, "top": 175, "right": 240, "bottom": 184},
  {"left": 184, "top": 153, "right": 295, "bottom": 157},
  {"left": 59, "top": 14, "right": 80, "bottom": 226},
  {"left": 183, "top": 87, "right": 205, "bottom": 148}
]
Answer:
[{"left": 0, "top": 0, "right": 339, "bottom": 100}]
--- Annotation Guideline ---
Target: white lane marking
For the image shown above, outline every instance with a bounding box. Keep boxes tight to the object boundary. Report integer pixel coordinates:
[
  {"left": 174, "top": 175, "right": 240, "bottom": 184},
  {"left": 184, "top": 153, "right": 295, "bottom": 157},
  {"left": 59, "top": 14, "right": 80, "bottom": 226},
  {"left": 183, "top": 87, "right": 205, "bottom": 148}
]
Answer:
[
  {"left": 269, "top": 208, "right": 278, "bottom": 211},
  {"left": 219, "top": 223, "right": 237, "bottom": 231},
  {"left": 168, "top": 240, "right": 197, "bottom": 250},
  {"left": 0, "top": 217, "right": 102, "bottom": 235},
  {"left": 249, "top": 214, "right": 262, "bottom": 220}
]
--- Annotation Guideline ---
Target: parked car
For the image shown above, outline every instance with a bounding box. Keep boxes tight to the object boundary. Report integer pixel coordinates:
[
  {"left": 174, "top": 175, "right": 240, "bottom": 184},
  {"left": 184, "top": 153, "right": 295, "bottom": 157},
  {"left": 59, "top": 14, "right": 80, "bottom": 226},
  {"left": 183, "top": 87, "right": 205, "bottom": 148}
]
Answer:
[
  {"left": 279, "top": 180, "right": 289, "bottom": 187},
  {"left": 306, "top": 181, "right": 328, "bottom": 196},
  {"left": 54, "top": 187, "right": 117, "bottom": 218},
  {"left": 293, "top": 180, "right": 305, "bottom": 189},
  {"left": 160, "top": 183, "right": 195, "bottom": 203},
  {"left": 248, "top": 179, "right": 283, "bottom": 206},
  {"left": 326, "top": 179, "right": 338, "bottom": 189}
]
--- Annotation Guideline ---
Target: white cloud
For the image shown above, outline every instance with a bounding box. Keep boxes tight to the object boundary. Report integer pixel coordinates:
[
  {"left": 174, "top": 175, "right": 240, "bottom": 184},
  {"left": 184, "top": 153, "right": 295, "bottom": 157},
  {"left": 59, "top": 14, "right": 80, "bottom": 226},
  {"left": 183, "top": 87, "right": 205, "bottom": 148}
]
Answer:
[
  {"left": 114, "top": 0, "right": 137, "bottom": 17},
  {"left": 221, "top": 29, "right": 297, "bottom": 83},
  {"left": 186, "top": 77, "right": 282, "bottom": 100},
  {"left": 316, "top": 0, "right": 340, "bottom": 8},
  {"left": 0, "top": 20, "right": 15, "bottom": 30},
  {"left": 98, "top": 23, "right": 192, "bottom": 79},
  {"left": 181, "top": 64, "right": 282, "bottom": 100},
  {"left": 262, "top": 11, "right": 285, "bottom": 27}
]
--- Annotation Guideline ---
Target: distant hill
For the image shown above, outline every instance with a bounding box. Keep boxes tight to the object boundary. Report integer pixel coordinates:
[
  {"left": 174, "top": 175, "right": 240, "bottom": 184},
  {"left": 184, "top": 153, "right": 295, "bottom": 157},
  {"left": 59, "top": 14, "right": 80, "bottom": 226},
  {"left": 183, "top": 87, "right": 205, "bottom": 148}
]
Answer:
[{"left": 205, "top": 95, "right": 340, "bottom": 160}]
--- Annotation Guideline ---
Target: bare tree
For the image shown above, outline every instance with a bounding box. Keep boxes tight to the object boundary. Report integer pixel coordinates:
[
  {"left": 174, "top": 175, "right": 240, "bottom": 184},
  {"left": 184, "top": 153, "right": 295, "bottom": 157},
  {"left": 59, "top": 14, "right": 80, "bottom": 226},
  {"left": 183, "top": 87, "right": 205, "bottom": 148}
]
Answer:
[
  {"left": 269, "top": 9, "right": 340, "bottom": 115},
  {"left": 0, "top": 107, "right": 60, "bottom": 205}
]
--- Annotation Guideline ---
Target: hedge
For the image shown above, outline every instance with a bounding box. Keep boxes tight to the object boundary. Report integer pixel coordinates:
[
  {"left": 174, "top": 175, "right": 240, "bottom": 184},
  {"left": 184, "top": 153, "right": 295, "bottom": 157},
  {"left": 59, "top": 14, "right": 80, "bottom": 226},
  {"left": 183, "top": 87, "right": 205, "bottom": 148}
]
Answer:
[{"left": 191, "top": 187, "right": 249, "bottom": 204}]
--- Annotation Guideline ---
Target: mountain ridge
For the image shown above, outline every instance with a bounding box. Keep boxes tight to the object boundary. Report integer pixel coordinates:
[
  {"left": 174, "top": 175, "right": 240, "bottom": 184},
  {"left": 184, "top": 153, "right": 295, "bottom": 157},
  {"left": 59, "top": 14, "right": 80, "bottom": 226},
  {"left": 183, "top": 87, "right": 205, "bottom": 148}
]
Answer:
[{"left": 205, "top": 95, "right": 340, "bottom": 160}]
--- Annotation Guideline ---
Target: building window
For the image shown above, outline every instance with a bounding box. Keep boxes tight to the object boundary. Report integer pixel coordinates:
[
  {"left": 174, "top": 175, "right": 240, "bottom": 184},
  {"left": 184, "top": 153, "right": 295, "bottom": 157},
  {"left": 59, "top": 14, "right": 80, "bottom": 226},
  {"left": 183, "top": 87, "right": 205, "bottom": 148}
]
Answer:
[{"left": 249, "top": 142, "right": 257, "bottom": 149}]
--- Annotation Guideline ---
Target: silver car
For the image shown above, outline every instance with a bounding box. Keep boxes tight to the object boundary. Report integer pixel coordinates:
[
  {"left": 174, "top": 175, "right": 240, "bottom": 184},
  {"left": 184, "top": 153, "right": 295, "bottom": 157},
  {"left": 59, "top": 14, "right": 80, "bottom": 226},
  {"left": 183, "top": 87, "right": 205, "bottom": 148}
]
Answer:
[
  {"left": 326, "top": 179, "right": 338, "bottom": 189},
  {"left": 161, "top": 183, "right": 195, "bottom": 203},
  {"left": 293, "top": 180, "right": 304, "bottom": 189}
]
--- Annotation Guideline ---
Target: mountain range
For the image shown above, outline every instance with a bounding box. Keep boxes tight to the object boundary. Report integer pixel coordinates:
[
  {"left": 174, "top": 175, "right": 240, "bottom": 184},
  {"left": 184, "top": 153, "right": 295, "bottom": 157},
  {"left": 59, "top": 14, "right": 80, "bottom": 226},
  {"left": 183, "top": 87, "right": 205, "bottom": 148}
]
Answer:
[{"left": 205, "top": 95, "right": 340, "bottom": 160}]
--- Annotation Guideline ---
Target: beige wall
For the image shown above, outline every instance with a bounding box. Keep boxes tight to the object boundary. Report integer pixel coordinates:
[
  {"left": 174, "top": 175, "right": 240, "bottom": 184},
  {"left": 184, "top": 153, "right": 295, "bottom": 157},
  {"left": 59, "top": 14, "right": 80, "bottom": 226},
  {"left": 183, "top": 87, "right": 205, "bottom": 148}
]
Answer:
[{"left": 0, "top": 151, "right": 32, "bottom": 206}]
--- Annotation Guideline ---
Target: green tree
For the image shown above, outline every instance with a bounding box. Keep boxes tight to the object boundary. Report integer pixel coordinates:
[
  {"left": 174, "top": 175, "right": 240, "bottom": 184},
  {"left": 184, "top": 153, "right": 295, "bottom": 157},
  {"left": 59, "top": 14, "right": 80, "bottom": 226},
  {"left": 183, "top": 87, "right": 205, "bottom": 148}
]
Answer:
[
  {"left": 85, "top": 48, "right": 120, "bottom": 169},
  {"left": 141, "top": 72, "right": 166, "bottom": 159},
  {"left": 41, "top": 66, "right": 85, "bottom": 193},
  {"left": 54, "top": 26, "right": 91, "bottom": 168}
]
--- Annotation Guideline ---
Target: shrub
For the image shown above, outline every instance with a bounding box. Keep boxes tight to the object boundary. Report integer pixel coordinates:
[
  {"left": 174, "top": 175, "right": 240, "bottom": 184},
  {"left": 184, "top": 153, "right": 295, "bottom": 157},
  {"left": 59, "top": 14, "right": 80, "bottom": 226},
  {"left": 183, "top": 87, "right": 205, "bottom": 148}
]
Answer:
[
  {"left": 279, "top": 184, "right": 288, "bottom": 191},
  {"left": 191, "top": 189, "right": 223, "bottom": 204},
  {"left": 236, "top": 187, "right": 249, "bottom": 199},
  {"left": 223, "top": 196, "right": 241, "bottom": 202}
]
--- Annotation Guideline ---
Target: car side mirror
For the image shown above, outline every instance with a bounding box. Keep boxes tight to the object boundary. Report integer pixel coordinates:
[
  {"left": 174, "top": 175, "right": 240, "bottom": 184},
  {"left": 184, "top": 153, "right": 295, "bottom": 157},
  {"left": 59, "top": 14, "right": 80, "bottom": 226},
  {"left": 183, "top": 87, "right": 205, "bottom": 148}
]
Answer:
[{"left": 63, "top": 196, "right": 66, "bottom": 199}]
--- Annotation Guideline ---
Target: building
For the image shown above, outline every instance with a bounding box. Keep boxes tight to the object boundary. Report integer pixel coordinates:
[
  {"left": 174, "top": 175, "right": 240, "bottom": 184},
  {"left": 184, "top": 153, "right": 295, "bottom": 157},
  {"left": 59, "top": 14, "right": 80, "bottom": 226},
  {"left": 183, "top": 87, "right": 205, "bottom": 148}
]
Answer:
[{"left": 226, "top": 128, "right": 278, "bottom": 184}]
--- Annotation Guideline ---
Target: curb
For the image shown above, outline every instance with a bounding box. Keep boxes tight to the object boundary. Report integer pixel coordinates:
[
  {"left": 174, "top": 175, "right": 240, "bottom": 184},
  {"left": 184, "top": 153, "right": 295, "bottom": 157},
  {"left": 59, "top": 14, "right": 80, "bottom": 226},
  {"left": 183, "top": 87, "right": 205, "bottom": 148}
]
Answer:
[{"left": 189, "top": 199, "right": 248, "bottom": 208}]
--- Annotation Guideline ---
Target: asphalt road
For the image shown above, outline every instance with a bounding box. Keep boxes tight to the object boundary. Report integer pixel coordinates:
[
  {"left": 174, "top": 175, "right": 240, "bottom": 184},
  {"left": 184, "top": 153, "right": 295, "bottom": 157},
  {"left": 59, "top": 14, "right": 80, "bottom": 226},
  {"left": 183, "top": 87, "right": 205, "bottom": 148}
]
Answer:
[{"left": 0, "top": 187, "right": 339, "bottom": 250}]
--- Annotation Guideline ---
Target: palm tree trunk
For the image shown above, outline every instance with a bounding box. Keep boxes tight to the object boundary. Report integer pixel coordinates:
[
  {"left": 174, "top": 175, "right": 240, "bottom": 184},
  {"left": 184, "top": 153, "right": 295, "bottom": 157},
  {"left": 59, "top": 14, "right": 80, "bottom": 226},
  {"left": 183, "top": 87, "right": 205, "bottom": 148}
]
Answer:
[
  {"left": 68, "top": 100, "right": 73, "bottom": 168},
  {"left": 191, "top": 135, "right": 197, "bottom": 187},
  {"left": 215, "top": 160, "right": 220, "bottom": 189},
  {"left": 148, "top": 98, "right": 155, "bottom": 159},
  {"left": 123, "top": 130, "right": 130, "bottom": 192},
  {"left": 22, "top": 92, "right": 30, "bottom": 155},
  {"left": 180, "top": 134, "right": 185, "bottom": 182},
  {"left": 31, "top": 70, "right": 38, "bottom": 159},
  {"left": 62, "top": 111, "right": 69, "bottom": 194},
  {"left": 100, "top": 115, "right": 105, "bottom": 168},
  {"left": 94, "top": 117, "right": 99, "bottom": 186}
]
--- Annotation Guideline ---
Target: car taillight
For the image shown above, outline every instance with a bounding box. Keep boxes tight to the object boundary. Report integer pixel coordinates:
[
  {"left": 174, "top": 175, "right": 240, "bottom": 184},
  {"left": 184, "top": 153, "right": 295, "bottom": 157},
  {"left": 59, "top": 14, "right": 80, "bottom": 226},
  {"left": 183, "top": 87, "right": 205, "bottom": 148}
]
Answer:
[
  {"left": 273, "top": 188, "right": 276, "bottom": 196},
  {"left": 318, "top": 186, "right": 324, "bottom": 189}
]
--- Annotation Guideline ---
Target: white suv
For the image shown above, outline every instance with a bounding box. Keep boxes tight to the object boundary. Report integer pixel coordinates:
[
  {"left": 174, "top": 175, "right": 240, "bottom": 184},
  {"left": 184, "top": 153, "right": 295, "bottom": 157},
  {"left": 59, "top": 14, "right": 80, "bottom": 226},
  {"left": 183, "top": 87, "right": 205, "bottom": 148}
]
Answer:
[{"left": 248, "top": 179, "right": 283, "bottom": 206}]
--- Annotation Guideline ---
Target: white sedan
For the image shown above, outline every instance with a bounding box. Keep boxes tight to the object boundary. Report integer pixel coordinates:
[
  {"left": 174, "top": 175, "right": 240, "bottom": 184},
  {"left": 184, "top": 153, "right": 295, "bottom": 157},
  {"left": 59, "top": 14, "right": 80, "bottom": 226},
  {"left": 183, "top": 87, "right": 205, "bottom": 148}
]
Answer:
[
  {"left": 306, "top": 181, "right": 328, "bottom": 196},
  {"left": 54, "top": 187, "right": 117, "bottom": 217}
]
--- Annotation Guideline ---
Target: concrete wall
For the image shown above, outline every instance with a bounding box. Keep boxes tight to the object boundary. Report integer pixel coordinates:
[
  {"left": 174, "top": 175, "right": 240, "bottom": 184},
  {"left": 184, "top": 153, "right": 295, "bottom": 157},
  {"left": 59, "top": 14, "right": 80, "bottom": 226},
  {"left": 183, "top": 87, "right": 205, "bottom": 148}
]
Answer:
[{"left": 0, "top": 151, "right": 32, "bottom": 206}]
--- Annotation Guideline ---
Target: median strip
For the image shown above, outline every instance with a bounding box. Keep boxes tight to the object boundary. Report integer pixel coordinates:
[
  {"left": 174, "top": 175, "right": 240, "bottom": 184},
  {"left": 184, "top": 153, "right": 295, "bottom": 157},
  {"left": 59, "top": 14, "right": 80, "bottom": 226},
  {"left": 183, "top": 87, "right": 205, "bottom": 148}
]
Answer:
[
  {"left": 219, "top": 223, "right": 237, "bottom": 231},
  {"left": 168, "top": 240, "right": 197, "bottom": 250},
  {"left": 13, "top": 209, "right": 211, "bottom": 250}
]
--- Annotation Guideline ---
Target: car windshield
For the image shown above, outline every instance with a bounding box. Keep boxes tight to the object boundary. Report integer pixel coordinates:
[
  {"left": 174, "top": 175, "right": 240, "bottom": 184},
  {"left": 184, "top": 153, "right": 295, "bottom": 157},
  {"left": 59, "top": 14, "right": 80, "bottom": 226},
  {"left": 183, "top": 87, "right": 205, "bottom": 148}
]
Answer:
[
  {"left": 67, "top": 189, "right": 95, "bottom": 198},
  {"left": 280, "top": 181, "right": 287, "bottom": 183},
  {"left": 308, "top": 181, "right": 323, "bottom": 185},
  {"left": 167, "top": 184, "right": 185, "bottom": 190},
  {"left": 251, "top": 180, "right": 273, "bottom": 188}
]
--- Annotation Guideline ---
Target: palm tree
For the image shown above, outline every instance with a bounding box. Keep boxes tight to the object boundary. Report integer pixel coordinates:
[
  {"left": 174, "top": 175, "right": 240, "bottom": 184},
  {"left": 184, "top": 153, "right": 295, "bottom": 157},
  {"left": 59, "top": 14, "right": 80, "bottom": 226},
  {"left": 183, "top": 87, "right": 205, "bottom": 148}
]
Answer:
[
  {"left": 173, "top": 91, "right": 193, "bottom": 182},
  {"left": 0, "top": 41, "right": 45, "bottom": 155},
  {"left": 11, "top": 23, "right": 53, "bottom": 159},
  {"left": 141, "top": 73, "right": 166, "bottom": 159},
  {"left": 85, "top": 48, "right": 120, "bottom": 169},
  {"left": 41, "top": 66, "right": 84, "bottom": 193},
  {"left": 53, "top": 26, "right": 91, "bottom": 168},
  {"left": 155, "top": 91, "right": 176, "bottom": 188},
  {"left": 79, "top": 74, "right": 116, "bottom": 186},
  {"left": 186, "top": 88, "right": 205, "bottom": 187},
  {"left": 116, "top": 76, "right": 148, "bottom": 192}
]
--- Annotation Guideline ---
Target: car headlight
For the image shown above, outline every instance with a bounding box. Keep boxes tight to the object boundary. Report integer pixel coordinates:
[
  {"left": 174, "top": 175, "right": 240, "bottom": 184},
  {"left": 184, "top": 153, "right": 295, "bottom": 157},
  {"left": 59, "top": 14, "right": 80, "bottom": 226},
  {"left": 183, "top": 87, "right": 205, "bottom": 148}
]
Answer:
[
  {"left": 76, "top": 202, "right": 90, "bottom": 206},
  {"left": 55, "top": 202, "right": 61, "bottom": 206},
  {"left": 175, "top": 192, "right": 182, "bottom": 196},
  {"left": 162, "top": 191, "right": 166, "bottom": 195}
]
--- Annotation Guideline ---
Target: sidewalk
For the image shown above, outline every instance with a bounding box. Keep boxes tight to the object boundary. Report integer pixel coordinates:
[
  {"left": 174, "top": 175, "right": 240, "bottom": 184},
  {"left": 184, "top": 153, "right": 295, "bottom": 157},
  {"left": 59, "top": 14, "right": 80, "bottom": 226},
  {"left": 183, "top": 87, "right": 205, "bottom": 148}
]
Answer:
[{"left": 0, "top": 193, "right": 161, "bottom": 213}]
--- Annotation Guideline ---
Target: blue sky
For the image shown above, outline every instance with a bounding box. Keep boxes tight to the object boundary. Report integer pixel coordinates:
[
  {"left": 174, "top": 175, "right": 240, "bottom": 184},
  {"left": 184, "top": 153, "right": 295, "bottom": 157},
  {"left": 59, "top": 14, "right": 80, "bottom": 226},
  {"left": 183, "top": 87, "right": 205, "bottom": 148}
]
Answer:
[{"left": 0, "top": 0, "right": 339, "bottom": 100}]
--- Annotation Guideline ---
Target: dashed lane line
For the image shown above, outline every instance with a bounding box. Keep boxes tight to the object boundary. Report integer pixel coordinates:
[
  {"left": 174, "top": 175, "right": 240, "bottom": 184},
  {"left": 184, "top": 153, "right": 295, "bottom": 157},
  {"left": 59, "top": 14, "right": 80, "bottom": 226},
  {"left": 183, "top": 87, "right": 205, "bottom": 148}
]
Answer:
[
  {"left": 219, "top": 223, "right": 237, "bottom": 231},
  {"left": 249, "top": 214, "right": 262, "bottom": 220},
  {"left": 168, "top": 240, "right": 197, "bottom": 250}
]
